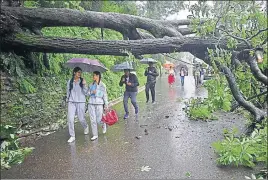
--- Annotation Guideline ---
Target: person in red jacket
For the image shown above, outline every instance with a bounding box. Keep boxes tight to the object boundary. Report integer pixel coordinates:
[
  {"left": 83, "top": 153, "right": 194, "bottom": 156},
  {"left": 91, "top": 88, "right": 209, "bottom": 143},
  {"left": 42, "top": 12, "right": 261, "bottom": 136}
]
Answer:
[{"left": 168, "top": 66, "right": 175, "bottom": 87}]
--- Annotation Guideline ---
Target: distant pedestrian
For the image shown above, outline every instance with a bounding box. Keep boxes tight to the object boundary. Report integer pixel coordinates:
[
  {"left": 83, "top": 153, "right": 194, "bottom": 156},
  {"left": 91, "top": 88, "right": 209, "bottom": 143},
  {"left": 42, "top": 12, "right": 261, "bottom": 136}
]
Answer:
[
  {"left": 119, "top": 69, "right": 139, "bottom": 119},
  {"left": 144, "top": 62, "right": 159, "bottom": 103},
  {"left": 87, "top": 71, "right": 108, "bottom": 141},
  {"left": 179, "top": 67, "right": 187, "bottom": 86},
  {"left": 66, "top": 67, "right": 89, "bottom": 143},
  {"left": 168, "top": 66, "right": 175, "bottom": 87},
  {"left": 193, "top": 65, "right": 201, "bottom": 87},
  {"left": 200, "top": 67, "right": 205, "bottom": 85}
]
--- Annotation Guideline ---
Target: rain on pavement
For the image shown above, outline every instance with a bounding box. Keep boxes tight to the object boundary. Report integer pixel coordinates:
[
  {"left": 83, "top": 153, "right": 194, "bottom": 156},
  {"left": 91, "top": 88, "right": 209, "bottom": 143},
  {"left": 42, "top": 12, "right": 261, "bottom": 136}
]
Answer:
[{"left": 1, "top": 75, "right": 254, "bottom": 179}]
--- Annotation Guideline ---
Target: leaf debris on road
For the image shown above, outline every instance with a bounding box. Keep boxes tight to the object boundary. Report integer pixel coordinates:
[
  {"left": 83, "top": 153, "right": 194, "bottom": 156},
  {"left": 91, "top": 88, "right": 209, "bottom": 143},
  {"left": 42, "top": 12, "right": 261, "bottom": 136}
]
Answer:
[{"left": 141, "top": 165, "right": 151, "bottom": 172}]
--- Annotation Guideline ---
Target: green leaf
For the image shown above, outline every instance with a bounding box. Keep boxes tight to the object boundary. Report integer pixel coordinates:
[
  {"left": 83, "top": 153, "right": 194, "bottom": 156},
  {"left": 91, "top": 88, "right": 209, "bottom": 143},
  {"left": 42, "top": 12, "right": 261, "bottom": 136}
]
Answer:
[
  {"left": 185, "top": 172, "right": 191, "bottom": 177},
  {"left": 10, "top": 134, "right": 15, "bottom": 139}
]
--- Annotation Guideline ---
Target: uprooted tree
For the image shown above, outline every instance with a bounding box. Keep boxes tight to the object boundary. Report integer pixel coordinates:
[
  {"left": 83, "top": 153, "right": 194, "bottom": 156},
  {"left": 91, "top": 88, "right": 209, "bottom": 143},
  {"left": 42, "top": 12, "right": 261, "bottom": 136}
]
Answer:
[{"left": 0, "top": 1, "right": 267, "bottom": 133}]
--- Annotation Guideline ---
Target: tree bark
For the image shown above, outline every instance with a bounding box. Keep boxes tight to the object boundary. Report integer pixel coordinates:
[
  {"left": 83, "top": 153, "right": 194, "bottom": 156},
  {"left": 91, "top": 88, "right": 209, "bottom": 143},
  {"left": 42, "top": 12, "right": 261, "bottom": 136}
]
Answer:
[
  {"left": 231, "top": 91, "right": 267, "bottom": 112},
  {"left": 0, "top": 6, "right": 254, "bottom": 62},
  {"left": 1, "top": 6, "right": 196, "bottom": 38},
  {"left": 246, "top": 56, "right": 268, "bottom": 85},
  {"left": 2, "top": 33, "right": 249, "bottom": 61},
  {"left": 220, "top": 65, "right": 266, "bottom": 123},
  {"left": 236, "top": 50, "right": 268, "bottom": 85}
]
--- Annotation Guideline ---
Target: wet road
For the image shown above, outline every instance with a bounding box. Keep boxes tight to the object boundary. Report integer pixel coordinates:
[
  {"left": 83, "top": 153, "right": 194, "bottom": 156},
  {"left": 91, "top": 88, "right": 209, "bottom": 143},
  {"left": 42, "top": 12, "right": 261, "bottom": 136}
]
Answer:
[{"left": 1, "top": 76, "right": 253, "bottom": 179}]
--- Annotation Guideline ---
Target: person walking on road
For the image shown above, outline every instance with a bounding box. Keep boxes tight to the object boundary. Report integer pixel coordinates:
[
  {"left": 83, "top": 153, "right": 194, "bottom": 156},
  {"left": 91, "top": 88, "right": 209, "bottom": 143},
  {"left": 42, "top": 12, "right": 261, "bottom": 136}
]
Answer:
[
  {"left": 168, "top": 66, "right": 175, "bottom": 87},
  {"left": 144, "top": 62, "right": 159, "bottom": 103},
  {"left": 193, "top": 64, "right": 201, "bottom": 87},
  {"left": 200, "top": 67, "right": 205, "bottom": 85},
  {"left": 66, "top": 67, "right": 89, "bottom": 143},
  {"left": 87, "top": 71, "right": 109, "bottom": 141},
  {"left": 119, "top": 69, "right": 139, "bottom": 119},
  {"left": 179, "top": 67, "right": 187, "bottom": 86}
]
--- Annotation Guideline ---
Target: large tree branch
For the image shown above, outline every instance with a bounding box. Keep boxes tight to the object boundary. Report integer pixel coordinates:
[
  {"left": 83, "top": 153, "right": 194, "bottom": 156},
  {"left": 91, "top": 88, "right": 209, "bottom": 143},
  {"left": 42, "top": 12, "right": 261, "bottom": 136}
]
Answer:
[
  {"left": 231, "top": 51, "right": 242, "bottom": 68},
  {"left": 231, "top": 91, "right": 268, "bottom": 112},
  {"left": 247, "top": 28, "right": 268, "bottom": 40},
  {"left": 1, "top": 6, "right": 199, "bottom": 38},
  {"left": 168, "top": 18, "right": 206, "bottom": 27},
  {"left": 246, "top": 56, "right": 268, "bottom": 85},
  {"left": 236, "top": 49, "right": 268, "bottom": 85},
  {"left": 219, "top": 64, "right": 266, "bottom": 123},
  {"left": 1, "top": 34, "right": 249, "bottom": 60},
  {"left": 217, "top": 28, "right": 252, "bottom": 48}
]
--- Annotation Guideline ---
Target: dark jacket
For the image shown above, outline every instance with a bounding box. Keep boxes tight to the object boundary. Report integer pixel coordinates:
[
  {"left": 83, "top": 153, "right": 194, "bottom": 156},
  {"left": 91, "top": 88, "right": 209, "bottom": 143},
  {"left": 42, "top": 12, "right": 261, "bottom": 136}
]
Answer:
[
  {"left": 119, "top": 73, "right": 139, "bottom": 92},
  {"left": 144, "top": 67, "right": 159, "bottom": 83}
]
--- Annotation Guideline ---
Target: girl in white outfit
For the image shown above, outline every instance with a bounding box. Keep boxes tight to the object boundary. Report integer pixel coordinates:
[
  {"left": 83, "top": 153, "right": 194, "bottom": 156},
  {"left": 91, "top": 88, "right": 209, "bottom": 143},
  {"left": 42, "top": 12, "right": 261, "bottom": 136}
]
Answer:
[
  {"left": 66, "top": 67, "right": 89, "bottom": 143},
  {"left": 87, "top": 71, "right": 109, "bottom": 141}
]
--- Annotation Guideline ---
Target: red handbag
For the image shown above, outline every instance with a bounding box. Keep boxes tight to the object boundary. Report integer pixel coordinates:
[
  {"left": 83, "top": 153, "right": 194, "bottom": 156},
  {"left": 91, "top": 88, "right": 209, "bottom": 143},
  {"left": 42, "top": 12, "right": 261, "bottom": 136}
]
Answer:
[{"left": 101, "top": 109, "right": 118, "bottom": 126}]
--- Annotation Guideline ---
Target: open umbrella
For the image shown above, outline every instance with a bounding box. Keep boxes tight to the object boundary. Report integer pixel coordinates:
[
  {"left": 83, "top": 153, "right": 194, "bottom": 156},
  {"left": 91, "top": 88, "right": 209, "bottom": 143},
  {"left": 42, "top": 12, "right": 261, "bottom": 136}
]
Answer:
[
  {"left": 111, "top": 61, "right": 135, "bottom": 72},
  {"left": 176, "top": 64, "right": 188, "bottom": 72},
  {"left": 65, "top": 58, "right": 108, "bottom": 73},
  {"left": 163, "top": 62, "right": 174, "bottom": 69},
  {"left": 140, "top": 58, "right": 158, "bottom": 64}
]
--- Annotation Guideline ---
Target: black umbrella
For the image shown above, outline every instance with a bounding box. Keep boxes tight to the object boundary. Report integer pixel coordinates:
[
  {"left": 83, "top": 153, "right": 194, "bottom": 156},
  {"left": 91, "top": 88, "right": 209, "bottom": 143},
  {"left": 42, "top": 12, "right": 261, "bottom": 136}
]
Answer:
[
  {"left": 176, "top": 64, "right": 188, "bottom": 72},
  {"left": 111, "top": 61, "right": 135, "bottom": 72}
]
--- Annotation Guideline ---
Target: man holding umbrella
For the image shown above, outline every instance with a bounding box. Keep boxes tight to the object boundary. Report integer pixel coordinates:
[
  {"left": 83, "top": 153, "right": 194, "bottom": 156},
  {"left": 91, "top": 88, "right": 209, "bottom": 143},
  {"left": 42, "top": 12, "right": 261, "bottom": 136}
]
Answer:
[
  {"left": 119, "top": 69, "right": 139, "bottom": 119},
  {"left": 143, "top": 59, "right": 159, "bottom": 103},
  {"left": 112, "top": 61, "right": 139, "bottom": 119}
]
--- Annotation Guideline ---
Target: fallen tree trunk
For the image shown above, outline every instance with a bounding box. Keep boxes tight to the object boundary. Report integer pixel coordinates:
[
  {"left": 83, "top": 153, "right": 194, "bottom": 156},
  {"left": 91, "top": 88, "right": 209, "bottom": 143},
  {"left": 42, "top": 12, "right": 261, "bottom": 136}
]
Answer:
[
  {"left": 1, "top": 6, "right": 198, "bottom": 39},
  {"left": 1, "top": 33, "right": 248, "bottom": 63}
]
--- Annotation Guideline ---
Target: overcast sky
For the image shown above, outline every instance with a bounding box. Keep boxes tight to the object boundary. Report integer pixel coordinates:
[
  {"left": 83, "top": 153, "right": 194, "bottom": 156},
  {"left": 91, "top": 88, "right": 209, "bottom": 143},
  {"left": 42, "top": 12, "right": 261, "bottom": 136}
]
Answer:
[
  {"left": 136, "top": 1, "right": 214, "bottom": 20},
  {"left": 137, "top": 1, "right": 266, "bottom": 20},
  {"left": 166, "top": 1, "right": 213, "bottom": 20}
]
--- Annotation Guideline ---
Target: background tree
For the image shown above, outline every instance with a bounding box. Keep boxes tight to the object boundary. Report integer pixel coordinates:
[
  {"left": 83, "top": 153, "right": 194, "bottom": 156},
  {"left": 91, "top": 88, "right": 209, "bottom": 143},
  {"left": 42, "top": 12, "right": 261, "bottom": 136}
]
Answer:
[{"left": 188, "top": 1, "right": 267, "bottom": 132}]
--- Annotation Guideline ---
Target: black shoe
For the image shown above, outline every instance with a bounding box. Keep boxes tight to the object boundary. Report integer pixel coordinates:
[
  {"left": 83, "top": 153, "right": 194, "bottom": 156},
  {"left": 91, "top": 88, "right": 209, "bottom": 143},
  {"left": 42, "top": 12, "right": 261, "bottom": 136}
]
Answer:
[{"left": 146, "top": 100, "right": 149, "bottom": 103}]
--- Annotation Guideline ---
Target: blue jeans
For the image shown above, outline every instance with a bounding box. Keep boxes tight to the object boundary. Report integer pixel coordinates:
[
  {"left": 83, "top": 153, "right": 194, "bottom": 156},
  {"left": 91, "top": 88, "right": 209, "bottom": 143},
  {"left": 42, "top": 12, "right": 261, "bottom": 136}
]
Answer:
[
  {"left": 123, "top": 91, "right": 138, "bottom": 114},
  {"left": 180, "top": 76, "right": 185, "bottom": 86}
]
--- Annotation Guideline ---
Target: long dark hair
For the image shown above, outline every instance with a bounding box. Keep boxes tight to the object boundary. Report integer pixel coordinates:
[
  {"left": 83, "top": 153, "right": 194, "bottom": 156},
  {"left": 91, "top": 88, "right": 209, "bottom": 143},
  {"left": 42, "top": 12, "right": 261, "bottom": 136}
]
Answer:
[
  {"left": 93, "top": 71, "right": 101, "bottom": 85},
  {"left": 69, "top": 67, "right": 83, "bottom": 91}
]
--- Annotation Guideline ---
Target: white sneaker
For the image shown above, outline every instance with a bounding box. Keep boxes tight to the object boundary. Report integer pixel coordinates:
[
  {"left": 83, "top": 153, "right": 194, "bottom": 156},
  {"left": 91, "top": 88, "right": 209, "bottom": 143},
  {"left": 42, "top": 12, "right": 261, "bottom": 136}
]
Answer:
[
  {"left": 102, "top": 124, "right": 107, "bottom": 134},
  {"left": 84, "top": 126, "right": 89, "bottom": 135},
  {"left": 67, "top": 137, "right": 75, "bottom": 143},
  {"left": 91, "top": 136, "right": 98, "bottom": 141}
]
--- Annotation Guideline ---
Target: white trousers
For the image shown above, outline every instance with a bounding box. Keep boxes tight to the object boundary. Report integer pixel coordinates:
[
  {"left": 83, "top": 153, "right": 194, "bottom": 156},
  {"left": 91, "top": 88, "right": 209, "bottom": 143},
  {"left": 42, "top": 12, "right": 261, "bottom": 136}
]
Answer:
[
  {"left": 88, "top": 104, "right": 106, "bottom": 137},
  {"left": 67, "top": 102, "right": 88, "bottom": 137}
]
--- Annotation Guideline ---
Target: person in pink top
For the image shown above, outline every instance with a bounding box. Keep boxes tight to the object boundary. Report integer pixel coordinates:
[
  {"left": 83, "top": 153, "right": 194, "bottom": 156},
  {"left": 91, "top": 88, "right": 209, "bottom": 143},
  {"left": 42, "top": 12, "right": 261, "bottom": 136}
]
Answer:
[{"left": 168, "top": 66, "right": 175, "bottom": 87}]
